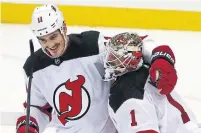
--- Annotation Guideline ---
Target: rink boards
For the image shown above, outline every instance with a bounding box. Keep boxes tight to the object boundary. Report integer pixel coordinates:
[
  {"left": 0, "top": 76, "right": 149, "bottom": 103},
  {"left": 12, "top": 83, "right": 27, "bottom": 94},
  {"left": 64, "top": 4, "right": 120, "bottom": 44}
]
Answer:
[{"left": 1, "top": 1, "right": 201, "bottom": 31}]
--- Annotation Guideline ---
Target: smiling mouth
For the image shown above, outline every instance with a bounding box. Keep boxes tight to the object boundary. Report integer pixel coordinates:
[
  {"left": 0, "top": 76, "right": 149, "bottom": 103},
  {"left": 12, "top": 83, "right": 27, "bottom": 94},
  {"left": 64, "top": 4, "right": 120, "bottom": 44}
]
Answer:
[{"left": 48, "top": 44, "right": 59, "bottom": 53}]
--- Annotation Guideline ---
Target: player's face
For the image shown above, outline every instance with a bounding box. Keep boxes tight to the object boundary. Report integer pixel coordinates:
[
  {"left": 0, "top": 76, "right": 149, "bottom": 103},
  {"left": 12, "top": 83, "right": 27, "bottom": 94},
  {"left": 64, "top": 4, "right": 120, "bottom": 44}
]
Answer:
[{"left": 38, "top": 30, "right": 66, "bottom": 57}]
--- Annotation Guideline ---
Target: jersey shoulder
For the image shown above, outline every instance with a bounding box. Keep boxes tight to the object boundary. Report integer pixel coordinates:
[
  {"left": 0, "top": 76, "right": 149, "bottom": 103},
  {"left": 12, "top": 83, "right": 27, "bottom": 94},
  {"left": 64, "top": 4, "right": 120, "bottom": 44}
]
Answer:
[
  {"left": 68, "top": 30, "right": 101, "bottom": 56},
  {"left": 23, "top": 48, "right": 52, "bottom": 77},
  {"left": 23, "top": 31, "right": 101, "bottom": 77}
]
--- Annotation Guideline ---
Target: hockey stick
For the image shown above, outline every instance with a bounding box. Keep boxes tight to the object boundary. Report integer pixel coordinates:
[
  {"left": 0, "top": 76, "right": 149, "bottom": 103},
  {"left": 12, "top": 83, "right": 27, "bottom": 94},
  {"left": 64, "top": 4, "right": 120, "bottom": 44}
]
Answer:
[{"left": 25, "top": 39, "right": 35, "bottom": 133}]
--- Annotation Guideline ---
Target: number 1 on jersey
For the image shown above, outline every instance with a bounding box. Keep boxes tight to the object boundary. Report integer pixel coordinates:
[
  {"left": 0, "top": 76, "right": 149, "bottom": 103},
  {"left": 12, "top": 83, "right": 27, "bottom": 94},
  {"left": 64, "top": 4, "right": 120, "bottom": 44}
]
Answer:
[{"left": 130, "top": 110, "right": 137, "bottom": 126}]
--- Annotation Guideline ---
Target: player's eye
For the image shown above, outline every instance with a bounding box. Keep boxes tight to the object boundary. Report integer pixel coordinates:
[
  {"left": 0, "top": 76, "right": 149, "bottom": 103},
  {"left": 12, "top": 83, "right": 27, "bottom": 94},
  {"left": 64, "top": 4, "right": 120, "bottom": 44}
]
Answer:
[
  {"left": 38, "top": 38, "right": 47, "bottom": 44},
  {"left": 50, "top": 34, "right": 58, "bottom": 40}
]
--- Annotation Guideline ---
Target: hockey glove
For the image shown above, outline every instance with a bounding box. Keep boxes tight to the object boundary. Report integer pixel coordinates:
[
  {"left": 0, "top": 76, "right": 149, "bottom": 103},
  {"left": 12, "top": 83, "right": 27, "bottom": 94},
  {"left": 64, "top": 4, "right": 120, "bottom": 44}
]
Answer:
[
  {"left": 149, "top": 45, "right": 177, "bottom": 95},
  {"left": 16, "top": 116, "right": 39, "bottom": 133}
]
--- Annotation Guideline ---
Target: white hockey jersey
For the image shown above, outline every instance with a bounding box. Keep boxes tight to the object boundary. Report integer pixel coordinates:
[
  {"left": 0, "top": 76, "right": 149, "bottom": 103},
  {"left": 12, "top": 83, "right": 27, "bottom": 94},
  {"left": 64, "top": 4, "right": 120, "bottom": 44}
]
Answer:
[
  {"left": 146, "top": 83, "right": 201, "bottom": 133},
  {"left": 23, "top": 31, "right": 116, "bottom": 133},
  {"left": 108, "top": 65, "right": 201, "bottom": 133},
  {"left": 22, "top": 31, "right": 157, "bottom": 133}
]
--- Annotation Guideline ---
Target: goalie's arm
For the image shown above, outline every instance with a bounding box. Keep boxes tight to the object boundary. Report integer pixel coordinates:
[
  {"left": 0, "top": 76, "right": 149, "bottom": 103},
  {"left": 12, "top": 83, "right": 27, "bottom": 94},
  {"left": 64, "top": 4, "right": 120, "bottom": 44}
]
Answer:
[{"left": 141, "top": 36, "right": 159, "bottom": 64}]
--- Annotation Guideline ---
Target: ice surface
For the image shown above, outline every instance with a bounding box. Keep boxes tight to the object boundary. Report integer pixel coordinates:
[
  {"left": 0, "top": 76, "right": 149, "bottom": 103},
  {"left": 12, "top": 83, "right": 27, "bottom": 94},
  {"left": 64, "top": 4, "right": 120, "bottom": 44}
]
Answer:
[{"left": 1, "top": 24, "right": 201, "bottom": 133}]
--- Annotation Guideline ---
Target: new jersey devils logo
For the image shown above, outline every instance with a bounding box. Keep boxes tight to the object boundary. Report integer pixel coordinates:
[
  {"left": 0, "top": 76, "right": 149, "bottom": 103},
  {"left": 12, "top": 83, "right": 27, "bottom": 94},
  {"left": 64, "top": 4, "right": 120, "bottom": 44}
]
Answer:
[{"left": 53, "top": 75, "right": 91, "bottom": 125}]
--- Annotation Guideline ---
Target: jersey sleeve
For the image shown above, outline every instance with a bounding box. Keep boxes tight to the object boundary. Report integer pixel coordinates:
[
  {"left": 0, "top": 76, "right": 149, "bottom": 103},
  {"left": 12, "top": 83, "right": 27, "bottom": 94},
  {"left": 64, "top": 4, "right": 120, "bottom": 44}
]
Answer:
[
  {"left": 23, "top": 69, "right": 52, "bottom": 132},
  {"left": 80, "top": 30, "right": 109, "bottom": 54},
  {"left": 142, "top": 37, "right": 159, "bottom": 64},
  {"left": 97, "top": 33, "right": 109, "bottom": 54},
  {"left": 79, "top": 30, "right": 109, "bottom": 64}
]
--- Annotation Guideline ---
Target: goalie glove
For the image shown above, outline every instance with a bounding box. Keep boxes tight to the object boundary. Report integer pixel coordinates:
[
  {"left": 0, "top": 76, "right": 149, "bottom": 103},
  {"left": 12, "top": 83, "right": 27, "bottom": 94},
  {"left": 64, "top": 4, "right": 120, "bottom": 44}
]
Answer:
[
  {"left": 149, "top": 45, "right": 177, "bottom": 95},
  {"left": 16, "top": 116, "right": 39, "bottom": 133}
]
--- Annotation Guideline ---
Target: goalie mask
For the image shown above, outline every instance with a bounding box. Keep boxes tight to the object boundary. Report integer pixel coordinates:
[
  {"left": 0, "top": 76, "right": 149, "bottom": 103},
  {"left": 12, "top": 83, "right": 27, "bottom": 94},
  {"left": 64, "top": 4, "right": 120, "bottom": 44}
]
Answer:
[{"left": 104, "top": 32, "right": 145, "bottom": 81}]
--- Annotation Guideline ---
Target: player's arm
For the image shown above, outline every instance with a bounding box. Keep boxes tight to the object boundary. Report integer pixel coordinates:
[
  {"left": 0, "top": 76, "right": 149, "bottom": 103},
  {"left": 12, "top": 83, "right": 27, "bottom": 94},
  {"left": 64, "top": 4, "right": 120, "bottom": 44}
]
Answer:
[
  {"left": 16, "top": 70, "right": 52, "bottom": 133},
  {"left": 142, "top": 36, "right": 175, "bottom": 67},
  {"left": 142, "top": 36, "right": 177, "bottom": 95},
  {"left": 79, "top": 30, "right": 109, "bottom": 54}
]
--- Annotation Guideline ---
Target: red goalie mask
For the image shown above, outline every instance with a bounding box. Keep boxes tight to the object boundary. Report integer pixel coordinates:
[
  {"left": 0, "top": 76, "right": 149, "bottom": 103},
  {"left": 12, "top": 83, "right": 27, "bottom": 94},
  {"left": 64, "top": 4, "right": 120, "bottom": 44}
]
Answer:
[{"left": 104, "top": 32, "right": 146, "bottom": 79}]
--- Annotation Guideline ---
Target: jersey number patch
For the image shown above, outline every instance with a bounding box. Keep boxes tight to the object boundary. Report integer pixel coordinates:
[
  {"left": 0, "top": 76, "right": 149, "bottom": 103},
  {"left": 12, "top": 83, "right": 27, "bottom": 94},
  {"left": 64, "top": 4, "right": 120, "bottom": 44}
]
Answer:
[{"left": 130, "top": 110, "right": 137, "bottom": 126}]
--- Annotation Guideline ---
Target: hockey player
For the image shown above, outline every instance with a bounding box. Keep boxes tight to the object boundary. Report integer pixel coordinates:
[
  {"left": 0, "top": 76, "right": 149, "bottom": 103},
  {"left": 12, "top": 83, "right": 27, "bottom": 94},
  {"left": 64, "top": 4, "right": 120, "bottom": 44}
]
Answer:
[
  {"left": 15, "top": 4, "right": 182, "bottom": 133},
  {"left": 15, "top": 4, "right": 117, "bottom": 133},
  {"left": 104, "top": 32, "right": 201, "bottom": 133}
]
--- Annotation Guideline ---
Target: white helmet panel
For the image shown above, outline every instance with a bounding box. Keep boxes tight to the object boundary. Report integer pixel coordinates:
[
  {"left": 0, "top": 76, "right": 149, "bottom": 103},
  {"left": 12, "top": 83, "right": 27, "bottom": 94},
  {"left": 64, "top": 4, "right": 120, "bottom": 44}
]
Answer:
[{"left": 31, "top": 4, "right": 64, "bottom": 37}]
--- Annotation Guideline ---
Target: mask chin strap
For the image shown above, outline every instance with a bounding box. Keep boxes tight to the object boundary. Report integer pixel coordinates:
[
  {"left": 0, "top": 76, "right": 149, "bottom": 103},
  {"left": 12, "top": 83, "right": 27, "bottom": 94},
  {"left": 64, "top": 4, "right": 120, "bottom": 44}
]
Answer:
[
  {"left": 59, "top": 25, "right": 68, "bottom": 57},
  {"left": 41, "top": 46, "right": 53, "bottom": 58},
  {"left": 103, "top": 65, "right": 128, "bottom": 81},
  {"left": 103, "top": 54, "right": 115, "bottom": 81},
  {"left": 103, "top": 66, "right": 116, "bottom": 81}
]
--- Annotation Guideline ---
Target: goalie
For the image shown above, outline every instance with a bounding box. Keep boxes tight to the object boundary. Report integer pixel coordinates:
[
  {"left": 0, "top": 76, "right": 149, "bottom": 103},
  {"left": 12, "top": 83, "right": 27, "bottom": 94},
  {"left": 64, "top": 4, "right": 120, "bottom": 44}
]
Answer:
[{"left": 104, "top": 32, "right": 201, "bottom": 133}]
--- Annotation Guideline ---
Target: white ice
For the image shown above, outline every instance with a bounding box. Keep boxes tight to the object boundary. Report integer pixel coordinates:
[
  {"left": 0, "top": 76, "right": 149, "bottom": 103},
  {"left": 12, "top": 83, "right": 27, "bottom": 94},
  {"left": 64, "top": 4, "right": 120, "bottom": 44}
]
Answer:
[{"left": 0, "top": 24, "right": 201, "bottom": 133}]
